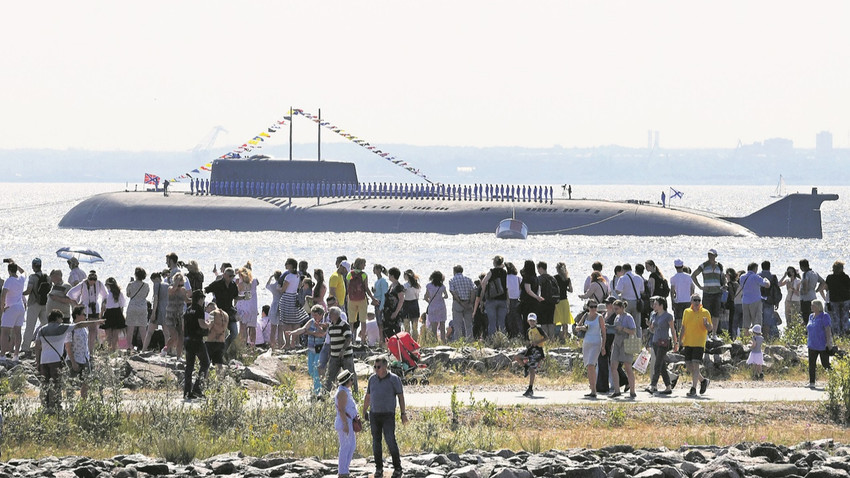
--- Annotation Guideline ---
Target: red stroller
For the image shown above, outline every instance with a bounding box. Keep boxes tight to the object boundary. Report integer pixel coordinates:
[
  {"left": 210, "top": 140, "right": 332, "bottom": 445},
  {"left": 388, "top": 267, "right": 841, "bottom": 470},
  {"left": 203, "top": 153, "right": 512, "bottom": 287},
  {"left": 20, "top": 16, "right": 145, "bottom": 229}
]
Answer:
[{"left": 386, "top": 332, "right": 430, "bottom": 385}]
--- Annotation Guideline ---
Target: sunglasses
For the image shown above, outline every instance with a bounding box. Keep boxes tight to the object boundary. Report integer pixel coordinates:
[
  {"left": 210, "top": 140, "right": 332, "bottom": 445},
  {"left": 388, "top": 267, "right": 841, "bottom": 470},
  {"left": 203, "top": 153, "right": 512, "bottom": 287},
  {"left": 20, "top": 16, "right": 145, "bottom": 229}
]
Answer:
[
  {"left": 373, "top": 363, "right": 385, "bottom": 369},
  {"left": 692, "top": 299, "right": 701, "bottom": 303}
]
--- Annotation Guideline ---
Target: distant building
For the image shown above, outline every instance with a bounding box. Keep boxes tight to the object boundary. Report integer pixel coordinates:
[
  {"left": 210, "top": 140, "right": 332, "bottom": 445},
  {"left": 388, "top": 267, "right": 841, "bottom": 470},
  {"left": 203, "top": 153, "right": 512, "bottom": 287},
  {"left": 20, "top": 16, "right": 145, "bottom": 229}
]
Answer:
[
  {"left": 817, "top": 131, "right": 833, "bottom": 158},
  {"left": 763, "top": 138, "right": 794, "bottom": 156}
]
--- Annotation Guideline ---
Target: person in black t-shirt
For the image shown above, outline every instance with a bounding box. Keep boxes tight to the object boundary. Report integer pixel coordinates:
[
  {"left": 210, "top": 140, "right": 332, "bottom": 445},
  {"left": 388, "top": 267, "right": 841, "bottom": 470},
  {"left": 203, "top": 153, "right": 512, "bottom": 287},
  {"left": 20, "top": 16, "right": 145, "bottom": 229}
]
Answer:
[
  {"left": 183, "top": 290, "right": 210, "bottom": 400},
  {"left": 204, "top": 267, "right": 240, "bottom": 350}
]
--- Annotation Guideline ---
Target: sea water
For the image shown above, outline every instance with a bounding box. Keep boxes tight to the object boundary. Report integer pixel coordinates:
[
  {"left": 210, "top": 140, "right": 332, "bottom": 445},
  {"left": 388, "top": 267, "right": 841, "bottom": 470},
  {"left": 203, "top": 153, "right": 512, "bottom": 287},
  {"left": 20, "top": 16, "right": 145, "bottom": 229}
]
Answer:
[{"left": 1, "top": 183, "right": 847, "bottom": 320}]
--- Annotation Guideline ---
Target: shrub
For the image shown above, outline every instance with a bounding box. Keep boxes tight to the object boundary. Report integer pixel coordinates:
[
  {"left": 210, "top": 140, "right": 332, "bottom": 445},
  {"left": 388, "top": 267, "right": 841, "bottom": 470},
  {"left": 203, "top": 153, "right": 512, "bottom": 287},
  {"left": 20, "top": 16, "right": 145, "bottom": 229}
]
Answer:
[
  {"left": 826, "top": 356, "right": 850, "bottom": 424},
  {"left": 157, "top": 432, "right": 199, "bottom": 464}
]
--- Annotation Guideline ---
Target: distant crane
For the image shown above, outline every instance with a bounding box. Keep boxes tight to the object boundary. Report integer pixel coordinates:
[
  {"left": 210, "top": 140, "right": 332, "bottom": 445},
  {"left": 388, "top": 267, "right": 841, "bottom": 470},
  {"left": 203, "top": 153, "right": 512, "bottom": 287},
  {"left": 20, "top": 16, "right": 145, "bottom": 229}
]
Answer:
[{"left": 192, "top": 125, "right": 228, "bottom": 154}]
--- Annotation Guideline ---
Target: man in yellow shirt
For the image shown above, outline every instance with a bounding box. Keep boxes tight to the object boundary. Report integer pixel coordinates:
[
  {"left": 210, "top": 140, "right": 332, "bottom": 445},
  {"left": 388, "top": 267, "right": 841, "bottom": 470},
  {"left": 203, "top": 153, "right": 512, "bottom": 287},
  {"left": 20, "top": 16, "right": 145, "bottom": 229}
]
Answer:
[
  {"left": 328, "top": 261, "right": 348, "bottom": 313},
  {"left": 679, "top": 294, "right": 712, "bottom": 397}
]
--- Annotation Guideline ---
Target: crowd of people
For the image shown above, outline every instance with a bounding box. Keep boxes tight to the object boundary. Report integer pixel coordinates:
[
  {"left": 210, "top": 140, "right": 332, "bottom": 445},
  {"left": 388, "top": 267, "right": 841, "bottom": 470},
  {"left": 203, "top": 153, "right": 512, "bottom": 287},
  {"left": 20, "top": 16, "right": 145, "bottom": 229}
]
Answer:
[{"left": 1, "top": 248, "right": 846, "bottom": 410}]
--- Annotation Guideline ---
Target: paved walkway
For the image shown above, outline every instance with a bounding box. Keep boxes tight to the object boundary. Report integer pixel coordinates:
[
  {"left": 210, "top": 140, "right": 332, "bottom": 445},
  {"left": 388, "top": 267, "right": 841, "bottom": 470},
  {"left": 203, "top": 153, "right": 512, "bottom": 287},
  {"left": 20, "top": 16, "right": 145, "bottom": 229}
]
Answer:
[{"left": 405, "top": 386, "right": 826, "bottom": 407}]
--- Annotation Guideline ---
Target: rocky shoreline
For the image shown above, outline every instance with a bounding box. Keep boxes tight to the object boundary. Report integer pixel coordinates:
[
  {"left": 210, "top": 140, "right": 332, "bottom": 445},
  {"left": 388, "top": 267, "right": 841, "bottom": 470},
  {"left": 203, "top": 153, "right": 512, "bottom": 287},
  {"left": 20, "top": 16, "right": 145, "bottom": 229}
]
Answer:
[
  {"left": 0, "top": 338, "right": 809, "bottom": 394},
  {"left": 4, "top": 440, "right": 849, "bottom": 478}
]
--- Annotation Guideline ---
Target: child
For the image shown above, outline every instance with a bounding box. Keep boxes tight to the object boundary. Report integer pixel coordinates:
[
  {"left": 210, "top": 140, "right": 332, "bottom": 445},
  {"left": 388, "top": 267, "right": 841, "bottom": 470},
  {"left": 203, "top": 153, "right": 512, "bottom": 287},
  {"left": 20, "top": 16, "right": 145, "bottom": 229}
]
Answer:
[
  {"left": 513, "top": 313, "right": 547, "bottom": 397},
  {"left": 747, "top": 324, "right": 764, "bottom": 380}
]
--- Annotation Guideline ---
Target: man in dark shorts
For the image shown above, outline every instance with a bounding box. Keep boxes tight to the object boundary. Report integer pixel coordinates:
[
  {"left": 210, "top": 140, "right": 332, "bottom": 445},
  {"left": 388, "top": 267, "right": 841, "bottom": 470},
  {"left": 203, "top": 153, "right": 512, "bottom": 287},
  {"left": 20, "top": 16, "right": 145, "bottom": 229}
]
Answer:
[
  {"left": 205, "top": 301, "right": 228, "bottom": 368},
  {"left": 679, "top": 294, "right": 712, "bottom": 397}
]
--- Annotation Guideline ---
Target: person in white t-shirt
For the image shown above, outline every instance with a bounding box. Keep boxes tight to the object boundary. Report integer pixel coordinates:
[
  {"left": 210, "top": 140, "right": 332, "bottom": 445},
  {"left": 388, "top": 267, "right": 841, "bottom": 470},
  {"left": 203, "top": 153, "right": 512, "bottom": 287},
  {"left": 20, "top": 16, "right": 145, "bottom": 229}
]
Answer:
[
  {"left": 364, "top": 312, "right": 380, "bottom": 347},
  {"left": 669, "top": 259, "right": 695, "bottom": 332},
  {"left": 0, "top": 262, "right": 27, "bottom": 361}
]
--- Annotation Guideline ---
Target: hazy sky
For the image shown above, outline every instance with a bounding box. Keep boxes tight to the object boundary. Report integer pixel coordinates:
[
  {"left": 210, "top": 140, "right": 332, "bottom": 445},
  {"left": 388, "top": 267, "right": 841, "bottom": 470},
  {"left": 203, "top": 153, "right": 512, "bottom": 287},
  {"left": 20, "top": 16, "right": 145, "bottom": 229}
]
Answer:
[{"left": 3, "top": 1, "right": 849, "bottom": 151}]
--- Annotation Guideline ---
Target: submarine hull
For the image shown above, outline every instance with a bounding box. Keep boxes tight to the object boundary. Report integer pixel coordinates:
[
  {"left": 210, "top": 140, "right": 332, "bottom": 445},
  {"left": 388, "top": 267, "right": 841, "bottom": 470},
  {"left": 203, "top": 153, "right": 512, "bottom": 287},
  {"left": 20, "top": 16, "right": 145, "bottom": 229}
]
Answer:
[{"left": 59, "top": 192, "right": 755, "bottom": 236}]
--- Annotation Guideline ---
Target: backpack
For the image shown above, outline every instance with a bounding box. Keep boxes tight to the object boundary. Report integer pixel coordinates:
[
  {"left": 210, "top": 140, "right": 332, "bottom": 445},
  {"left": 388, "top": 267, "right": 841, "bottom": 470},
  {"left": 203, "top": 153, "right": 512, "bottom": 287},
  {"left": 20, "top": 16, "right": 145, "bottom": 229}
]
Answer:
[
  {"left": 653, "top": 273, "right": 670, "bottom": 298},
  {"left": 539, "top": 274, "right": 560, "bottom": 304},
  {"left": 485, "top": 274, "right": 505, "bottom": 300},
  {"left": 767, "top": 274, "right": 783, "bottom": 306},
  {"left": 348, "top": 271, "right": 367, "bottom": 301},
  {"left": 35, "top": 273, "right": 51, "bottom": 306}
]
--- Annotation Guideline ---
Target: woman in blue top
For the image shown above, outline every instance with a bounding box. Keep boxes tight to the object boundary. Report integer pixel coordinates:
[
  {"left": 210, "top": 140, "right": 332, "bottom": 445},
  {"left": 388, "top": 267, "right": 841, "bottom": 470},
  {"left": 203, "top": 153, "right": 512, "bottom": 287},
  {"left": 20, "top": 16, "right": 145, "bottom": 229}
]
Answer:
[
  {"left": 609, "top": 299, "right": 637, "bottom": 399},
  {"left": 806, "top": 300, "right": 834, "bottom": 388},
  {"left": 576, "top": 300, "right": 606, "bottom": 398},
  {"left": 373, "top": 264, "right": 389, "bottom": 345},
  {"left": 287, "top": 304, "right": 328, "bottom": 397}
]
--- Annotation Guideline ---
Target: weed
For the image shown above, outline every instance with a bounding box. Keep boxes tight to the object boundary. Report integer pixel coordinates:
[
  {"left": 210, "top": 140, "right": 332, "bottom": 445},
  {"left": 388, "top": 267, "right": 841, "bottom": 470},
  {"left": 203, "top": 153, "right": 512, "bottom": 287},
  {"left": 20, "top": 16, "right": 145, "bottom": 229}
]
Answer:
[
  {"left": 606, "top": 404, "right": 627, "bottom": 428},
  {"left": 157, "top": 432, "right": 199, "bottom": 464}
]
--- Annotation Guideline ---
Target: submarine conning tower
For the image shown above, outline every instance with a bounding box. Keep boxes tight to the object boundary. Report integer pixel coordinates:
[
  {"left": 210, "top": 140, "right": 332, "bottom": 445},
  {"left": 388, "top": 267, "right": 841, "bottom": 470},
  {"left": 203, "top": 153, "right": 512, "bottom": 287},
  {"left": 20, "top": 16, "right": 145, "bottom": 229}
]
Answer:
[{"left": 722, "top": 187, "right": 839, "bottom": 239}]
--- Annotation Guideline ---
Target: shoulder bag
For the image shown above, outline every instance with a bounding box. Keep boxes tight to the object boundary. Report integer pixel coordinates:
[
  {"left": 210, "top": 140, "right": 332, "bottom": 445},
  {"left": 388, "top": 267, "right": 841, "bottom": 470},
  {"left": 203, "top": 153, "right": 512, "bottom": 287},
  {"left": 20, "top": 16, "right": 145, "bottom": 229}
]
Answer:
[
  {"left": 624, "top": 333, "right": 642, "bottom": 355},
  {"left": 627, "top": 275, "right": 644, "bottom": 312}
]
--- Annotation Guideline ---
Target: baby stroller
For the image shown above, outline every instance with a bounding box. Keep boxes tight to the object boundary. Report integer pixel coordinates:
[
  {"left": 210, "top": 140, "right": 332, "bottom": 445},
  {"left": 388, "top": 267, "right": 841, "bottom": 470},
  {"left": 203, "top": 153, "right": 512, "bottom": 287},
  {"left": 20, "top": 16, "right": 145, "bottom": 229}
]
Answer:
[{"left": 387, "top": 332, "right": 430, "bottom": 385}]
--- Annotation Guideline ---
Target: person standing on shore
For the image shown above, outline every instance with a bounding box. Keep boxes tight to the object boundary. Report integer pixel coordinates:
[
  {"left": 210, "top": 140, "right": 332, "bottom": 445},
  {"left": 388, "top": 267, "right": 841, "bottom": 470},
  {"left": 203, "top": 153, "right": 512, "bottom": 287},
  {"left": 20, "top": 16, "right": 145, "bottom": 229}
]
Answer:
[
  {"left": 125, "top": 268, "right": 150, "bottom": 354},
  {"left": 372, "top": 265, "right": 389, "bottom": 345},
  {"left": 66, "top": 270, "right": 108, "bottom": 355},
  {"left": 287, "top": 304, "right": 328, "bottom": 397},
  {"left": 691, "top": 249, "right": 725, "bottom": 340},
  {"left": 265, "top": 271, "right": 283, "bottom": 349},
  {"left": 825, "top": 261, "right": 850, "bottom": 336},
  {"left": 609, "top": 300, "right": 637, "bottom": 399},
  {"left": 363, "top": 355, "right": 407, "bottom": 478},
  {"left": 325, "top": 305, "right": 357, "bottom": 393},
  {"left": 424, "top": 271, "right": 448, "bottom": 344},
  {"left": 481, "top": 255, "right": 509, "bottom": 337},
  {"left": 22, "top": 258, "right": 49, "bottom": 354},
  {"left": 334, "top": 369, "right": 359, "bottom": 478},
  {"left": 204, "top": 301, "right": 228, "bottom": 371},
  {"left": 679, "top": 294, "right": 711, "bottom": 397},
  {"left": 616, "top": 264, "right": 644, "bottom": 338},
  {"left": 576, "top": 301, "right": 605, "bottom": 398},
  {"left": 807, "top": 300, "right": 834, "bottom": 388},
  {"left": 449, "top": 265, "right": 475, "bottom": 341},
  {"left": 400, "top": 270, "right": 421, "bottom": 341},
  {"left": 669, "top": 260, "right": 693, "bottom": 334},
  {"left": 779, "top": 266, "right": 802, "bottom": 325},
  {"left": 204, "top": 268, "right": 240, "bottom": 351},
  {"left": 183, "top": 290, "right": 210, "bottom": 400},
  {"left": 799, "top": 259, "right": 825, "bottom": 326},
  {"left": 647, "top": 296, "right": 677, "bottom": 395},
  {"left": 67, "top": 258, "right": 86, "bottom": 287},
  {"left": 739, "top": 263, "right": 770, "bottom": 340}
]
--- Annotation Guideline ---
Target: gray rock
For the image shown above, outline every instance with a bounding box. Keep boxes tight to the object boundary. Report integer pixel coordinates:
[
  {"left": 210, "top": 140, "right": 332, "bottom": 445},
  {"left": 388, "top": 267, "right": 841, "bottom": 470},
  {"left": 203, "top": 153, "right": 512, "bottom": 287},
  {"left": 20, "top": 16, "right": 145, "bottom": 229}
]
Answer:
[
  {"left": 210, "top": 460, "right": 239, "bottom": 474},
  {"left": 685, "top": 450, "right": 710, "bottom": 464},
  {"left": 807, "top": 467, "right": 850, "bottom": 478},
  {"left": 242, "top": 365, "right": 281, "bottom": 386},
  {"left": 601, "top": 445, "right": 635, "bottom": 455},
  {"left": 748, "top": 463, "right": 807, "bottom": 478},
  {"left": 111, "top": 468, "right": 138, "bottom": 478},
  {"left": 559, "top": 466, "right": 606, "bottom": 478},
  {"left": 133, "top": 463, "right": 170, "bottom": 475},
  {"left": 495, "top": 450, "right": 516, "bottom": 460},
  {"left": 491, "top": 468, "right": 533, "bottom": 478},
  {"left": 658, "top": 465, "right": 684, "bottom": 478},
  {"left": 482, "top": 353, "right": 513, "bottom": 370},
  {"left": 694, "top": 456, "right": 745, "bottom": 478},
  {"left": 635, "top": 469, "right": 666, "bottom": 478},
  {"left": 750, "top": 445, "right": 785, "bottom": 463},
  {"left": 449, "top": 464, "right": 481, "bottom": 478}
]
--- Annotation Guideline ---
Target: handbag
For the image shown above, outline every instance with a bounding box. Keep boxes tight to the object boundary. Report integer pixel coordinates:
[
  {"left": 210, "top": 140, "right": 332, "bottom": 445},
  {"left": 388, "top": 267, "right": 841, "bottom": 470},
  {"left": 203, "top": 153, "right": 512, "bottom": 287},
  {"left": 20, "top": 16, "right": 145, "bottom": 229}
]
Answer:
[
  {"left": 624, "top": 334, "right": 642, "bottom": 355},
  {"left": 632, "top": 348, "right": 651, "bottom": 374},
  {"left": 655, "top": 337, "right": 670, "bottom": 349},
  {"left": 348, "top": 414, "right": 363, "bottom": 433},
  {"left": 627, "top": 275, "right": 644, "bottom": 312}
]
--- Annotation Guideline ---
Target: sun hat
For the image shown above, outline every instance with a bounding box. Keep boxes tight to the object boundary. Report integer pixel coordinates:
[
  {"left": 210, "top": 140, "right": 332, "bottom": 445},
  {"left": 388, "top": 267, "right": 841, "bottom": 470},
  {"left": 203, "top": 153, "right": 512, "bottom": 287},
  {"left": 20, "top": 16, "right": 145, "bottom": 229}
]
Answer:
[
  {"left": 337, "top": 369, "right": 354, "bottom": 384},
  {"left": 751, "top": 324, "right": 762, "bottom": 334}
]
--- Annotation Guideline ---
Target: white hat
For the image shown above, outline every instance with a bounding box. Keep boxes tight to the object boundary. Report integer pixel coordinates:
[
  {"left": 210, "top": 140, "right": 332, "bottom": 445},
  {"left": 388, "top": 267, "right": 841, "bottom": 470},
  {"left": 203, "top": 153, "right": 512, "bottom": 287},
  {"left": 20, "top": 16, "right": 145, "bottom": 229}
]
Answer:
[
  {"left": 751, "top": 324, "right": 762, "bottom": 334},
  {"left": 340, "top": 260, "right": 351, "bottom": 272},
  {"left": 527, "top": 313, "right": 538, "bottom": 322},
  {"left": 674, "top": 259, "right": 684, "bottom": 267},
  {"left": 707, "top": 248, "right": 718, "bottom": 256}
]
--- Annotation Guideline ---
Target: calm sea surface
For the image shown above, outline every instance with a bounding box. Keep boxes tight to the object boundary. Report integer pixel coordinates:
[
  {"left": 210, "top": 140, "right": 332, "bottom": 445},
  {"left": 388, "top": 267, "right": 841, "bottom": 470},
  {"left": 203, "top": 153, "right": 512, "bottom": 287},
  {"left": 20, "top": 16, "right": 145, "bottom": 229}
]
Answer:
[{"left": 1, "top": 183, "right": 847, "bottom": 319}]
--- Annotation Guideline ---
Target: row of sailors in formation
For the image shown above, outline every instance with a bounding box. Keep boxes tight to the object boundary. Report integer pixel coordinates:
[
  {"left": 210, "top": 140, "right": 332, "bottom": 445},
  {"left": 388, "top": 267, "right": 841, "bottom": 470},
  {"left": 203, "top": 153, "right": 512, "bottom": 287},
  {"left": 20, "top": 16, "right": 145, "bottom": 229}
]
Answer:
[{"left": 208, "top": 180, "right": 557, "bottom": 202}]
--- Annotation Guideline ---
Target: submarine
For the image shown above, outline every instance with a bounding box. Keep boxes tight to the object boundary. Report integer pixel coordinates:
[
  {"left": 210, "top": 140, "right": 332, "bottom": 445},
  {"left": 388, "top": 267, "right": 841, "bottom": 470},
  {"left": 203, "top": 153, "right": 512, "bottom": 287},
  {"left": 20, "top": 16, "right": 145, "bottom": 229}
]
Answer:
[{"left": 60, "top": 157, "right": 838, "bottom": 238}]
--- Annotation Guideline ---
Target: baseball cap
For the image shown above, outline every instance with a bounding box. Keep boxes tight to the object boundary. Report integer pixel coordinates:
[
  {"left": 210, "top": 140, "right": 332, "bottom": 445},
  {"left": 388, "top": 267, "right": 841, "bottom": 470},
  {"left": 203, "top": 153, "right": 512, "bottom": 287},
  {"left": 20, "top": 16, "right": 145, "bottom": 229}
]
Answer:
[
  {"left": 340, "top": 260, "right": 351, "bottom": 272},
  {"left": 32, "top": 258, "right": 42, "bottom": 266},
  {"left": 707, "top": 248, "right": 718, "bottom": 256},
  {"left": 674, "top": 259, "right": 684, "bottom": 267}
]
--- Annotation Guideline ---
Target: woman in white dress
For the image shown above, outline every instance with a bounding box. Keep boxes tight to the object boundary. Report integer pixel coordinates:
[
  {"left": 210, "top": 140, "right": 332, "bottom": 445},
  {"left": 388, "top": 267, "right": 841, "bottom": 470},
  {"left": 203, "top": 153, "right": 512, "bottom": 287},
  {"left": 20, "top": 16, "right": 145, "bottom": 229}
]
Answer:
[{"left": 0, "top": 262, "right": 27, "bottom": 361}]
